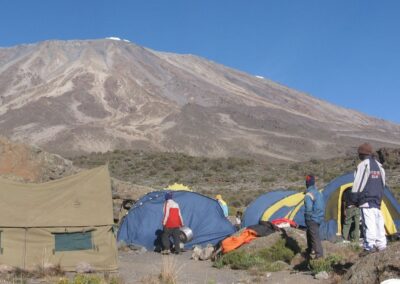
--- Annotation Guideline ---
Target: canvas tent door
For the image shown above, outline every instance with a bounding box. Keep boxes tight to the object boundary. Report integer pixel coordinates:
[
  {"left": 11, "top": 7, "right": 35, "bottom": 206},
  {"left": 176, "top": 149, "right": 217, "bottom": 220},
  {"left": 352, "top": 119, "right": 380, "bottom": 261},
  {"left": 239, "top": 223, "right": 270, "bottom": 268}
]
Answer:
[
  {"left": 0, "top": 166, "right": 118, "bottom": 271},
  {"left": 118, "top": 191, "right": 235, "bottom": 250}
]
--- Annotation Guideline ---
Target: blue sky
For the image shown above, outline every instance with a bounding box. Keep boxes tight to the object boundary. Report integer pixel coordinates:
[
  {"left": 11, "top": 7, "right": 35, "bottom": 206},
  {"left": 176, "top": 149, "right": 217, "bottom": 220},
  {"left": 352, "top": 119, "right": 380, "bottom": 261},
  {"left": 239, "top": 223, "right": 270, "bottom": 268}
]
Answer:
[{"left": 1, "top": 0, "right": 400, "bottom": 122}]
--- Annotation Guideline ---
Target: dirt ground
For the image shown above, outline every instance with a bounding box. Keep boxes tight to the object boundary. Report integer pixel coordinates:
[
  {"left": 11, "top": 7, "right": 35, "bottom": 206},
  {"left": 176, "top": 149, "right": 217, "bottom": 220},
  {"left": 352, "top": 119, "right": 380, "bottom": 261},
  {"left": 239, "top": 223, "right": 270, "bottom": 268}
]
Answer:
[{"left": 118, "top": 250, "right": 325, "bottom": 284}]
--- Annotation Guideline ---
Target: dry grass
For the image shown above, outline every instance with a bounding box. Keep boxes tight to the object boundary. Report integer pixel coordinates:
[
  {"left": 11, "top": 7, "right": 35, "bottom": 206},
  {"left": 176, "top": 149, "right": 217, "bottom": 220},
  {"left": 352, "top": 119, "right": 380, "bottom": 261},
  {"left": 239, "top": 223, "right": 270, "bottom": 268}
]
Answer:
[
  {"left": 159, "top": 256, "right": 185, "bottom": 284},
  {"left": 138, "top": 256, "right": 185, "bottom": 284},
  {"left": 140, "top": 275, "right": 161, "bottom": 284}
]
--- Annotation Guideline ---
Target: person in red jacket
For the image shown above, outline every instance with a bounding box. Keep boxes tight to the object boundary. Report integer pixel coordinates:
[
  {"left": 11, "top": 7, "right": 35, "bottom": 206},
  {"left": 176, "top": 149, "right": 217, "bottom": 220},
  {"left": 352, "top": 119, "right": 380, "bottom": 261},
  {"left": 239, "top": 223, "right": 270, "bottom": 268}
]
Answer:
[{"left": 161, "top": 192, "right": 184, "bottom": 255}]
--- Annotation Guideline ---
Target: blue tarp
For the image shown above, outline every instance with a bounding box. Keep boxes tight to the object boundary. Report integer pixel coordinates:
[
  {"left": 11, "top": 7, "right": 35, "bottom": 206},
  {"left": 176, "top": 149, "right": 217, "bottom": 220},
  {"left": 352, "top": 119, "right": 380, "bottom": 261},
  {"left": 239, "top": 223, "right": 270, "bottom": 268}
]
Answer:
[
  {"left": 117, "top": 191, "right": 236, "bottom": 250},
  {"left": 242, "top": 189, "right": 296, "bottom": 227}
]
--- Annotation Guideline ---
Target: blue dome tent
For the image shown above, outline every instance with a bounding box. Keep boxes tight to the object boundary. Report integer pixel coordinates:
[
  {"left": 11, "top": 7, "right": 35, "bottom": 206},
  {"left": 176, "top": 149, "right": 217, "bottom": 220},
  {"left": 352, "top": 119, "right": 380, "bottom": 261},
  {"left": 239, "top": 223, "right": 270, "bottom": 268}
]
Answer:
[
  {"left": 242, "top": 174, "right": 400, "bottom": 241},
  {"left": 117, "top": 191, "right": 235, "bottom": 250}
]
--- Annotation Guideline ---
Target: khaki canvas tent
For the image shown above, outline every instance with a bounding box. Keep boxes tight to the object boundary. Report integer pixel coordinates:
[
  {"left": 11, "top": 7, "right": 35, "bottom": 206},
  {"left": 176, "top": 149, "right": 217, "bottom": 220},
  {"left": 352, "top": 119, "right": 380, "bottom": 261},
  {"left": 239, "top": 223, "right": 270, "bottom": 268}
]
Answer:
[{"left": 0, "top": 166, "right": 117, "bottom": 271}]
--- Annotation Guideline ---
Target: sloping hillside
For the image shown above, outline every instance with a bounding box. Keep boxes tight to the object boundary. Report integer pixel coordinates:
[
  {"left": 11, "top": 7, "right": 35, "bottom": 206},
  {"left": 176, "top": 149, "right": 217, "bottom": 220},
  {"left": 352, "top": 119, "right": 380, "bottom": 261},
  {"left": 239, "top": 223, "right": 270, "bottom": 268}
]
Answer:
[{"left": 1, "top": 39, "right": 400, "bottom": 161}]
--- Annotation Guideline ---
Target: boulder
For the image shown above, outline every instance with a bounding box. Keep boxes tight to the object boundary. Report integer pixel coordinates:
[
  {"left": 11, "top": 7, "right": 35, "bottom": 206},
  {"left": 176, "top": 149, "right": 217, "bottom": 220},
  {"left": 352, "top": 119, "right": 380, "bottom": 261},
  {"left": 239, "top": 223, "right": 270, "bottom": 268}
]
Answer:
[
  {"left": 342, "top": 242, "right": 400, "bottom": 284},
  {"left": 314, "top": 271, "right": 330, "bottom": 280}
]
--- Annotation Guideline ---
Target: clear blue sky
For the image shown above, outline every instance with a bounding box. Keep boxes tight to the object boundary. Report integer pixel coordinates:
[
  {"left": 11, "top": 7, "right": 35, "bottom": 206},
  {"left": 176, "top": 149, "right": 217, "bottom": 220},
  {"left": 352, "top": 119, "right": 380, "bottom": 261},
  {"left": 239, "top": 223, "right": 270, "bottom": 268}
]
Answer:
[{"left": 1, "top": 0, "right": 400, "bottom": 122}]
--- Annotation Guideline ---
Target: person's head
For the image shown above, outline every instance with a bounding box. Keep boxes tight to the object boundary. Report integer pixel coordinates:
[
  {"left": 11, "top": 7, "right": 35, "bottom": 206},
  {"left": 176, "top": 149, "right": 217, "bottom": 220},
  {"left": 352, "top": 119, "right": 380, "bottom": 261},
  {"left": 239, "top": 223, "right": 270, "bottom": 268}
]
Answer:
[
  {"left": 165, "top": 192, "right": 173, "bottom": 201},
  {"left": 236, "top": 211, "right": 242, "bottom": 217},
  {"left": 215, "top": 194, "right": 222, "bottom": 200},
  {"left": 305, "top": 175, "right": 315, "bottom": 188},
  {"left": 357, "top": 143, "right": 373, "bottom": 160}
]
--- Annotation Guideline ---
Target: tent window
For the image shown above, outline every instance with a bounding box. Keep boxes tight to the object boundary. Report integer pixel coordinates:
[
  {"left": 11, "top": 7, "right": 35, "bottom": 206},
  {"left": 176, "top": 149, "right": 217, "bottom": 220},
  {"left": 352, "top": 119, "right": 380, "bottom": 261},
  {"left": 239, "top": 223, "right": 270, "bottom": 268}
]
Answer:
[{"left": 54, "top": 231, "right": 93, "bottom": 252}]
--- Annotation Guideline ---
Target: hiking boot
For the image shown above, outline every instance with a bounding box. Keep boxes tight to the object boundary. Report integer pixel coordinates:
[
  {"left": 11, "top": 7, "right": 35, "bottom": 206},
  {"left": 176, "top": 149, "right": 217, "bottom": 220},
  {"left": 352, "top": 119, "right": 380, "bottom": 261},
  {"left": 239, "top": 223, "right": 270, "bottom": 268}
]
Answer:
[{"left": 161, "top": 250, "right": 170, "bottom": 255}]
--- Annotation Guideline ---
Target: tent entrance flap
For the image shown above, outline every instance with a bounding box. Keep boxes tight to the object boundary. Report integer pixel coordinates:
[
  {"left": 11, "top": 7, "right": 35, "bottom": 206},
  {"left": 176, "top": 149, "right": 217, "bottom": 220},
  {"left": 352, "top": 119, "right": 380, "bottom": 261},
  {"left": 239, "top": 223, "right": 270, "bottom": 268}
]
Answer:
[
  {"left": 336, "top": 183, "right": 398, "bottom": 236},
  {"left": 336, "top": 183, "right": 353, "bottom": 235}
]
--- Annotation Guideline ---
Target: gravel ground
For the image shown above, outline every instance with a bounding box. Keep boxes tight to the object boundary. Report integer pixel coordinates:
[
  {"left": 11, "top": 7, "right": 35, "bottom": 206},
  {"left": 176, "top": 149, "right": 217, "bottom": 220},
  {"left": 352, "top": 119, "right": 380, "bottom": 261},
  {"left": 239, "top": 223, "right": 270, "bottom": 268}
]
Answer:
[{"left": 117, "top": 250, "right": 325, "bottom": 284}]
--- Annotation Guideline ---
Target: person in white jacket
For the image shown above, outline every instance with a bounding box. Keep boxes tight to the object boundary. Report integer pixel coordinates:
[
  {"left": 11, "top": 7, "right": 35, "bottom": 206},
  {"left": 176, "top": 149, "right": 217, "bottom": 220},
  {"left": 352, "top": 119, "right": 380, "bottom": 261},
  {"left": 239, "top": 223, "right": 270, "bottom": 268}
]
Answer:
[{"left": 352, "top": 143, "right": 387, "bottom": 256}]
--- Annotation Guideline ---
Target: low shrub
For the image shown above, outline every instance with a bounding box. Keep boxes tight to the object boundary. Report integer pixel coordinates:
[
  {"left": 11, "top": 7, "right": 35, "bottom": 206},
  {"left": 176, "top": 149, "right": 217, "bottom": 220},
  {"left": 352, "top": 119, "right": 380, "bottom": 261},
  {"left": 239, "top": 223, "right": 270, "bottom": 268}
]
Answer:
[
  {"left": 213, "top": 251, "right": 264, "bottom": 270},
  {"left": 309, "top": 254, "right": 342, "bottom": 274},
  {"left": 57, "top": 274, "right": 123, "bottom": 284},
  {"left": 214, "top": 239, "right": 296, "bottom": 272},
  {"left": 256, "top": 239, "right": 295, "bottom": 263}
]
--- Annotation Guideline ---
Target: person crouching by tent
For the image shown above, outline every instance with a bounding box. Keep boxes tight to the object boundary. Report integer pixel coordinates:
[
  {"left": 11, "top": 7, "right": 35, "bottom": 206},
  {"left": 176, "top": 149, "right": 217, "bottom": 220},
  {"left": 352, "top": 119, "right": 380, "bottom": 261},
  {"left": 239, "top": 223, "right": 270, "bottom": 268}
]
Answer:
[
  {"left": 161, "top": 192, "right": 184, "bottom": 255},
  {"left": 216, "top": 194, "right": 229, "bottom": 217},
  {"left": 352, "top": 143, "right": 387, "bottom": 256},
  {"left": 304, "top": 175, "right": 324, "bottom": 259}
]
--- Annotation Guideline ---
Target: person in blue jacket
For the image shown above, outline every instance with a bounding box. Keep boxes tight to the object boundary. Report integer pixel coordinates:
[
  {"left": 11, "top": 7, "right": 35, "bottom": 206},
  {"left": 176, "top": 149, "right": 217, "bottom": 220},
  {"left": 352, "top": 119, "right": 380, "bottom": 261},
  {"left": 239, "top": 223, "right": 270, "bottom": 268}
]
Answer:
[{"left": 304, "top": 175, "right": 324, "bottom": 259}]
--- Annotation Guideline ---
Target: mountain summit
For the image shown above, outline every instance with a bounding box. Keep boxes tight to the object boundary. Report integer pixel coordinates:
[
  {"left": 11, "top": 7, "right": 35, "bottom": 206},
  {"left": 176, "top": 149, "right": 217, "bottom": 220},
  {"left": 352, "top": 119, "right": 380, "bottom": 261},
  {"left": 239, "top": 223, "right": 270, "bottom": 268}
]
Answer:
[{"left": 1, "top": 39, "right": 399, "bottom": 161}]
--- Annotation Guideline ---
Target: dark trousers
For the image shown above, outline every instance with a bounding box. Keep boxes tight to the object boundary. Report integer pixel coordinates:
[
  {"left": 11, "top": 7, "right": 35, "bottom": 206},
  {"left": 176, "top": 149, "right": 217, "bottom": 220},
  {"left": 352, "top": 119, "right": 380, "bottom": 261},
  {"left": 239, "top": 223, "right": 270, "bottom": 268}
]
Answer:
[
  {"left": 161, "top": 227, "right": 181, "bottom": 253},
  {"left": 342, "top": 206, "right": 361, "bottom": 241},
  {"left": 305, "top": 220, "right": 323, "bottom": 258}
]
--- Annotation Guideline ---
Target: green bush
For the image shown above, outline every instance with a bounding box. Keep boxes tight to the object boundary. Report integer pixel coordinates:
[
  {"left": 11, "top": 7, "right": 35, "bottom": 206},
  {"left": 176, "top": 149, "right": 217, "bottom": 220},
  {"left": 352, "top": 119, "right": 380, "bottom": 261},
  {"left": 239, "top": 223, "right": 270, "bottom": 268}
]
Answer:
[
  {"left": 213, "top": 251, "right": 264, "bottom": 270},
  {"left": 309, "top": 254, "right": 342, "bottom": 274},
  {"left": 213, "top": 239, "right": 296, "bottom": 272},
  {"left": 263, "top": 261, "right": 288, "bottom": 272},
  {"left": 257, "top": 239, "right": 294, "bottom": 263}
]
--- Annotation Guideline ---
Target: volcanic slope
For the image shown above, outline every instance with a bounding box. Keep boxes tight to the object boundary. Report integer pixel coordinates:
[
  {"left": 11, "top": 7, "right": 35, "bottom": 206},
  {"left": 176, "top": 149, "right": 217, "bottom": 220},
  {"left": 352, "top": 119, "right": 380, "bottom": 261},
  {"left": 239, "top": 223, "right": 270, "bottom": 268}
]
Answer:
[{"left": 1, "top": 39, "right": 400, "bottom": 161}]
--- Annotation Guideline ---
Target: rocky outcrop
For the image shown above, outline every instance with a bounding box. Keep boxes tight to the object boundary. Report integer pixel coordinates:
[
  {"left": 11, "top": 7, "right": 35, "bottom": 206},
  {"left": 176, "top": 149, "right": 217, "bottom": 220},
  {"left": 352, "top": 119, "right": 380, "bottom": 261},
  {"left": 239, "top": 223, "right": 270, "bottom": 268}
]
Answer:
[
  {"left": 0, "top": 136, "right": 76, "bottom": 182},
  {"left": 342, "top": 242, "right": 400, "bottom": 284}
]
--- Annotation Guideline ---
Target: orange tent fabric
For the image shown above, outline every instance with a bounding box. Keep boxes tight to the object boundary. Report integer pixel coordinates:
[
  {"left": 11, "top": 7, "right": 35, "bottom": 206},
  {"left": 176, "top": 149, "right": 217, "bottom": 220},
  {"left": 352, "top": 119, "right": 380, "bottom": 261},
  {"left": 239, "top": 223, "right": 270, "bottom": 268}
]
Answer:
[{"left": 221, "top": 229, "right": 258, "bottom": 253}]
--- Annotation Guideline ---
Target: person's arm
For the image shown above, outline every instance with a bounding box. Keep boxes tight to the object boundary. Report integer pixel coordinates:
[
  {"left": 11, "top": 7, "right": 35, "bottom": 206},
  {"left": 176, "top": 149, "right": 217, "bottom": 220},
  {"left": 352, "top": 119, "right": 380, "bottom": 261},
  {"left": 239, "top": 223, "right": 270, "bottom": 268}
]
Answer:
[
  {"left": 352, "top": 161, "right": 369, "bottom": 194},
  {"left": 304, "top": 193, "right": 313, "bottom": 218},
  {"left": 178, "top": 206, "right": 184, "bottom": 227},
  {"left": 163, "top": 202, "right": 170, "bottom": 226},
  {"left": 379, "top": 163, "right": 386, "bottom": 187}
]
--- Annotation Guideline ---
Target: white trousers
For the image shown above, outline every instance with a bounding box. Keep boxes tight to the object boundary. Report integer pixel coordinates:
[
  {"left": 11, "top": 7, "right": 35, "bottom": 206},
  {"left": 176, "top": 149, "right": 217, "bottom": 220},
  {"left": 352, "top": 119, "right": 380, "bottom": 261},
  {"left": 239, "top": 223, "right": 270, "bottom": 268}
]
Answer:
[{"left": 361, "top": 207, "right": 387, "bottom": 251}]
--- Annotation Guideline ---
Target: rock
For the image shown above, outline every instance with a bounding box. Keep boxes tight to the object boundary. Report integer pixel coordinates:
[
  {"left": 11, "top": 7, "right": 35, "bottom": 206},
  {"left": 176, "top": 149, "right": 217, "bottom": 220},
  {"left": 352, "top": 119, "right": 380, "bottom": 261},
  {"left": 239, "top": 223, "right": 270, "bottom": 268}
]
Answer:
[
  {"left": 380, "top": 279, "right": 400, "bottom": 284},
  {"left": 0, "top": 264, "right": 14, "bottom": 273},
  {"left": 236, "top": 228, "right": 307, "bottom": 255},
  {"left": 0, "top": 136, "right": 77, "bottom": 182},
  {"left": 314, "top": 271, "right": 329, "bottom": 280},
  {"left": 283, "top": 227, "right": 307, "bottom": 252},
  {"left": 236, "top": 232, "right": 282, "bottom": 253},
  {"left": 290, "top": 253, "right": 306, "bottom": 267},
  {"left": 342, "top": 242, "right": 400, "bottom": 284},
  {"left": 191, "top": 244, "right": 215, "bottom": 261}
]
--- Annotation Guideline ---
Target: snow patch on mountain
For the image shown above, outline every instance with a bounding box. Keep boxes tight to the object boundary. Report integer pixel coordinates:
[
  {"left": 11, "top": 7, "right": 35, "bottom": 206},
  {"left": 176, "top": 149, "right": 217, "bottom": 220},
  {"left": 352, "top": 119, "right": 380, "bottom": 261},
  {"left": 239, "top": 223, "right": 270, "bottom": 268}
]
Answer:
[{"left": 106, "top": 37, "right": 130, "bottom": 42}]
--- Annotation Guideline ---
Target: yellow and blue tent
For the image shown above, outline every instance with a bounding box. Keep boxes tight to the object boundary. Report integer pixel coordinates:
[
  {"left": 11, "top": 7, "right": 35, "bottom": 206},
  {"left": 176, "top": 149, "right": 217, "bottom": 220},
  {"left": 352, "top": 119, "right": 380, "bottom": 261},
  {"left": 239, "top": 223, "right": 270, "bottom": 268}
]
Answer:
[
  {"left": 242, "top": 173, "right": 400, "bottom": 241},
  {"left": 242, "top": 189, "right": 299, "bottom": 228},
  {"left": 321, "top": 173, "right": 399, "bottom": 241}
]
